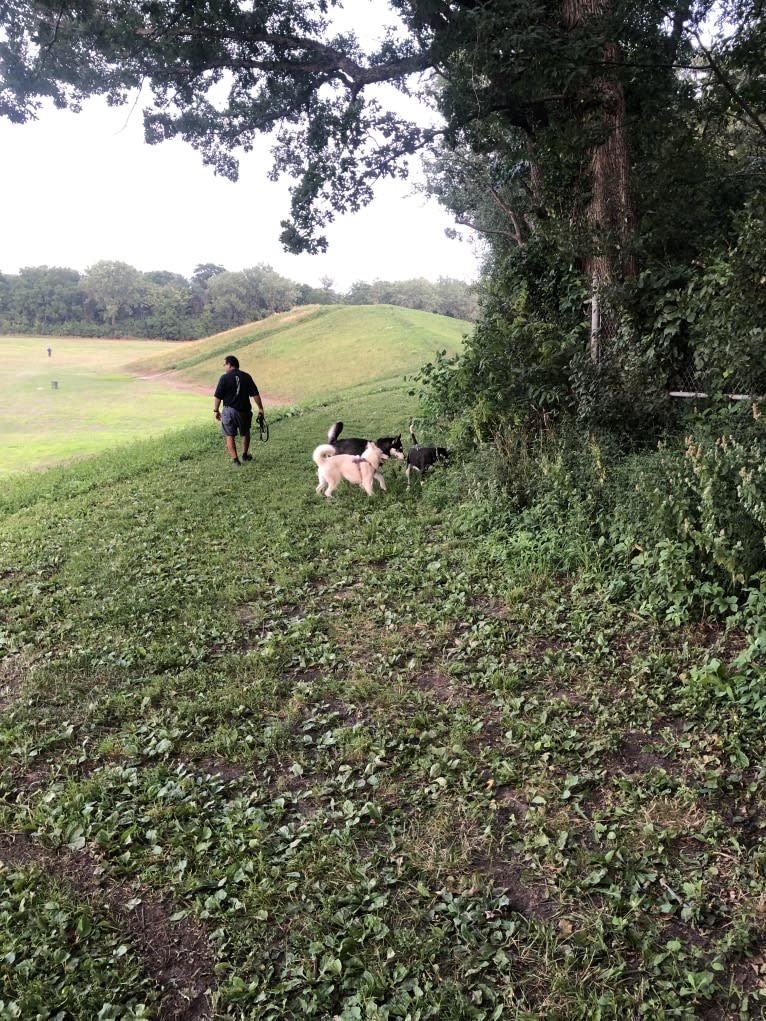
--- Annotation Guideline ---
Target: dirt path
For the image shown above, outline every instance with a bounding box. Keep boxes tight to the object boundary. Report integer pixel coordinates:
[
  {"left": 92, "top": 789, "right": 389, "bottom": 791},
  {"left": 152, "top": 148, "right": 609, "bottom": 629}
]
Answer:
[{"left": 135, "top": 370, "right": 294, "bottom": 407}]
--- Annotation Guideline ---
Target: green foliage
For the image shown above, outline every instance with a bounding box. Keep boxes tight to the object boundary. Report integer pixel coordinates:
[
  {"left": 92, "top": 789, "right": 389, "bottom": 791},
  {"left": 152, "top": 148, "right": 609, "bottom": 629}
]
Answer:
[
  {"left": 346, "top": 276, "right": 478, "bottom": 321},
  {"left": 0, "top": 263, "right": 476, "bottom": 340},
  {"left": 567, "top": 320, "right": 682, "bottom": 438},
  {"left": 477, "top": 398, "right": 766, "bottom": 628},
  {"left": 413, "top": 272, "right": 586, "bottom": 444},
  {"left": 684, "top": 200, "right": 766, "bottom": 392},
  {"left": 419, "top": 2, "right": 765, "bottom": 438},
  {"left": 3, "top": 386, "right": 766, "bottom": 1017},
  {"left": 623, "top": 404, "right": 766, "bottom": 618},
  {"left": 0, "top": 867, "right": 157, "bottom": 1018}
]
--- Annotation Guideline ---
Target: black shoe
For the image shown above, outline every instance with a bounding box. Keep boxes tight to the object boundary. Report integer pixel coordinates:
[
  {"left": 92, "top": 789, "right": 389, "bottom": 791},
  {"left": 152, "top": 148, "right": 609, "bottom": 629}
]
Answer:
[
  {"left": 231, "top": 458, "right": 242, "bottom": 466},
  {"left": 242, "top": 453, "right": 253, "bottom": 461}
]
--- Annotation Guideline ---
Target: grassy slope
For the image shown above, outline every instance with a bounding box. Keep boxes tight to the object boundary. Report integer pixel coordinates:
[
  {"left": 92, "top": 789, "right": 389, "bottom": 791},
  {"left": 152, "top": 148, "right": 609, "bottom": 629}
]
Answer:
[
  {"left": 1, "top": 383, "right": 764, "bottom": 1018},
  {"left": 128, "top": 304, "right": 470, "bottom": 403},
  {"left": 1, "top": 307, "right": 468, "bottom": 478}
]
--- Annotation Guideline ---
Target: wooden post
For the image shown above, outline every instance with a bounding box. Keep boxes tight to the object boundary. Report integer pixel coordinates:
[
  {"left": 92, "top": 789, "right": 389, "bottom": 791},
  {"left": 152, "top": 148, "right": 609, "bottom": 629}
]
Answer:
[{"left": 590, "top": 273, "right": 601, "bottom": 363}]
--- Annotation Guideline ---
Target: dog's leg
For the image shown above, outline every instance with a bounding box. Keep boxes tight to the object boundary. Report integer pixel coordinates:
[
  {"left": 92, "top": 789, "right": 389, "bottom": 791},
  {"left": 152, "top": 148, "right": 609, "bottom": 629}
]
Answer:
[{"left": 374, "top": 471, "right": 387, "bottom": 491}]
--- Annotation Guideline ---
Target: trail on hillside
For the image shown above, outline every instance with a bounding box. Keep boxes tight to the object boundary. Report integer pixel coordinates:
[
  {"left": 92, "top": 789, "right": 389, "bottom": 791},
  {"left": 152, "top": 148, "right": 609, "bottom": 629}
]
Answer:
[{"left": 134, "top": 369, "right": 295, "bottom": 407}]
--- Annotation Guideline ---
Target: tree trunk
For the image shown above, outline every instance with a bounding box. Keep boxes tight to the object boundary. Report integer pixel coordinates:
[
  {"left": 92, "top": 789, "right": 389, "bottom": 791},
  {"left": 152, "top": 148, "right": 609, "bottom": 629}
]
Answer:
[{"left": 562, "top": 0, "right": 636, "bottom": 358}]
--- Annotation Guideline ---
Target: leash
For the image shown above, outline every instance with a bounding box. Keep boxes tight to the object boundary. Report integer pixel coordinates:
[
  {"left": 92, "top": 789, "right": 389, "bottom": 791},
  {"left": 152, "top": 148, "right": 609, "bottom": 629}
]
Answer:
[{"left": 257, "top": 413, "right": 269, "bottom": 442}]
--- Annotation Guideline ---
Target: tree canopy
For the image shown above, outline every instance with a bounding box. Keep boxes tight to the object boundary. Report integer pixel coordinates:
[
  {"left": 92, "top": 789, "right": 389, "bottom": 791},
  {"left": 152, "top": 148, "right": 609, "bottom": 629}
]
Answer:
[
  {"left": 2, "top": 0, "right": 437, "bottom": 252},
  {"left": 2, "top": 3, "right": 761, "bottom": 264},
  {"left": 0, "top": 260, "right": 478, "bottom": 336}
]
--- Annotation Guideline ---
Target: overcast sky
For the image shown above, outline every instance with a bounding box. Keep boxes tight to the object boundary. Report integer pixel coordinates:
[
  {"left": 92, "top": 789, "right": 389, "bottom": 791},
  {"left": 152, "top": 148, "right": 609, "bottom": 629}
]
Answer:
[{"left": 1, "top": 86, "right": 482, "bottom": 292}]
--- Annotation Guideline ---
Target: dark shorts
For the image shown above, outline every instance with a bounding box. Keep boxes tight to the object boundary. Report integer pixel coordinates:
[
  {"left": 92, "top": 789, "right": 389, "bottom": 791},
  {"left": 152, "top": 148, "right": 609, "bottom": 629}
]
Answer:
[{"left": 220, "top": 406, "right": 253, "bottom": 437}]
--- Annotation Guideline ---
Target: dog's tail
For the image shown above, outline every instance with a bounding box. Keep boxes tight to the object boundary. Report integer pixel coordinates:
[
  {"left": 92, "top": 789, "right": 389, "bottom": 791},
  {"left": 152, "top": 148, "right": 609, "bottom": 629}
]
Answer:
[
  {"left": 328, "top": 421, "right": 343, "bottom": 443},
  {"left": 409, "top": 422, "right": 419, "bottom": 445},
  {"left": 313, "top": 444, "right": 337, "bottom": 466}
]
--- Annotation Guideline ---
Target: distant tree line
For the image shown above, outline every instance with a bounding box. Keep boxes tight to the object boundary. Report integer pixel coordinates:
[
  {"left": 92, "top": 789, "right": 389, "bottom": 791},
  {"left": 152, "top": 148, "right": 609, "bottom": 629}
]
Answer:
[{"left": 0, "top": 260, "right": 477, "bottom": 339}]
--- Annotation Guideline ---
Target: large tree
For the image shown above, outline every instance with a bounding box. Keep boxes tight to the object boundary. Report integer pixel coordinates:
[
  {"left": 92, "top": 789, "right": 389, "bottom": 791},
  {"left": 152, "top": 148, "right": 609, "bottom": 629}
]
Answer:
[
  {"left": 81, "top": 259, "right": 147, "bottom": 326},
  {"left": 206, "top": 263, "right": 298, "bottom": 328},
  {"left": 0, "top": 0, "right": 710, "bottom": 266},
  {"left": 6, "top": 265, "right": 84, "bottom": 327},
  {"left": 3, "top": 1, "right": 763, "bottom": 419}
]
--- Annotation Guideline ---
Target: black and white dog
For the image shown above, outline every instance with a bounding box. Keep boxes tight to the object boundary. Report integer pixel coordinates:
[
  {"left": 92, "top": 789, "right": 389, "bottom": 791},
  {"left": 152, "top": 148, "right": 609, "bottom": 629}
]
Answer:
[
  {"left": 327, "top": 421, "right": 405, "bottom": 461},
  {"left": 406, "top": 424, "right": 449, "bottom": 487}
]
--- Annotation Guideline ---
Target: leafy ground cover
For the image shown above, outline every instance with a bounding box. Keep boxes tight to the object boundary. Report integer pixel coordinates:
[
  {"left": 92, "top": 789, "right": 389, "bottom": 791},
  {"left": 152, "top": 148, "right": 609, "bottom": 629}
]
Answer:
[{"left": 2, "top": 388, "right": 766, "bottom": 1020}]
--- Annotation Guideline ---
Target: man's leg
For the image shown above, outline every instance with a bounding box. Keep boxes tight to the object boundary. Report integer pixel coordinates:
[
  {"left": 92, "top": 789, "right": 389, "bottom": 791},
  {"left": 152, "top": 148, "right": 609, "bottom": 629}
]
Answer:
[
  {"left": 219, "top": 408, "right": 241, "bottom": 463},
  {"left": 241, "top": 431, "right": 252, "bottom": 460},
  {"left": 225, "top": 435, "right": 240, "bottom": 462}
]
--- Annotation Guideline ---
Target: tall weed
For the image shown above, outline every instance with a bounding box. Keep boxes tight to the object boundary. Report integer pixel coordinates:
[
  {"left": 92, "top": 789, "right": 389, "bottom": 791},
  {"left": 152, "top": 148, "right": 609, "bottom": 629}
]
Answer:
[
  {"left": 628, "top": 403, "right": 766, "bottom": 605},
  {"left": 478, "top": 407, "right": 766, "bottom": 632}
]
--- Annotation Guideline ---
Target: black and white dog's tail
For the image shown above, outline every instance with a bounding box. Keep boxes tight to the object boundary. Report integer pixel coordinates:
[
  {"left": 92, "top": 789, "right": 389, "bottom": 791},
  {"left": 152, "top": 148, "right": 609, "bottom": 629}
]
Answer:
[{"left": 328, "top": 421, "right": 344, "bottom": 444}]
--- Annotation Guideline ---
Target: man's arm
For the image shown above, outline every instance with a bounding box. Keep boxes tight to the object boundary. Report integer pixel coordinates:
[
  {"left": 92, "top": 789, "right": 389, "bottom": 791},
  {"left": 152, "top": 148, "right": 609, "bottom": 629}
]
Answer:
[
  {"left": 213, "top": 375, "right": 225, "bottom": 418},
  {"left": 251, "top": 385, "right": 264, "bottom": 415}
]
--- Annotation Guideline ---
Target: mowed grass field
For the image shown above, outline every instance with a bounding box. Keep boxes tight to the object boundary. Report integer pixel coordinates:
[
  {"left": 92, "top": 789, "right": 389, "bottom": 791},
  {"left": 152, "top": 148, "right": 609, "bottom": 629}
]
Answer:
[
  {"left": 0, "top": 336, "right": 204, "bottom": 478},
  {"left": 1, "top": 306, "right": 469, "bottom": 478}
]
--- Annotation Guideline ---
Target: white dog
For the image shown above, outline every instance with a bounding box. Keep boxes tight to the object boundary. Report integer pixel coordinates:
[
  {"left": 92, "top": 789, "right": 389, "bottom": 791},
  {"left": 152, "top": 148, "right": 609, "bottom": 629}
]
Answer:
[{"left": 312, "top": 442, "right": 389, "bottom": 498}]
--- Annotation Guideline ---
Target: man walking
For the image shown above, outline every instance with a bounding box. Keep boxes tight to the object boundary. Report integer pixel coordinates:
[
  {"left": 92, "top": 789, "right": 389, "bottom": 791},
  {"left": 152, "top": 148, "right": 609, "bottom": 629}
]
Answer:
[{"left": 213, "top": 355, "right": 265, "bottom": 466}]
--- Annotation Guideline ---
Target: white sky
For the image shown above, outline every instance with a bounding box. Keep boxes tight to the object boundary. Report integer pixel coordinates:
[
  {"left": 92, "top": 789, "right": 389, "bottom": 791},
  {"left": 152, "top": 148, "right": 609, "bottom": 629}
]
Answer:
[
  {"left": 1, "top": 2, "right": 484, "bottom": 291},
  {"left": 1, "top": 91, "right": 482, "bottom": 293}
]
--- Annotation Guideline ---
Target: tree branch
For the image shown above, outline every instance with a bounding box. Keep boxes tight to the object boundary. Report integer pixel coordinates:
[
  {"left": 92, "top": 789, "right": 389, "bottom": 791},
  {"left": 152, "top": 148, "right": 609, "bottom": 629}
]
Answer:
[
  {"left": 454, "top": 217, "right": 523, "bottom": 243},
  {"left": 688, "top": 23, "right": 766, "bottom": 141}
]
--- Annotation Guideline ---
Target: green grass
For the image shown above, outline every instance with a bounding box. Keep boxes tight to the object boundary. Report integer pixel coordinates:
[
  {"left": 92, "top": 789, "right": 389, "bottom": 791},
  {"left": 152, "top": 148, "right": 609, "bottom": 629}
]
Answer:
[
  {"left": 127, "top": 304, "right": 470, "bottom": 404},
  {"left": 0, "top": 336, "right": 203, "bottom": 477},
  {"left": 1, "top": 306, "right": 468, "bottom": 478},
  {"left": 2, "top": 374, "right": 766, "bottom": 1018}
]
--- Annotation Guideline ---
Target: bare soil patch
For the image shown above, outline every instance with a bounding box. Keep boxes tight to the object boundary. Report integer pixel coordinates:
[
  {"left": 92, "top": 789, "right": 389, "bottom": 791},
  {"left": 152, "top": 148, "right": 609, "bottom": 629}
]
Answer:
[
  {"left": 0, "top": 831, "right": 216, "bottom": 1021},
  {"left": 136, "top": 370, "right": 294, "bottom": 407}
]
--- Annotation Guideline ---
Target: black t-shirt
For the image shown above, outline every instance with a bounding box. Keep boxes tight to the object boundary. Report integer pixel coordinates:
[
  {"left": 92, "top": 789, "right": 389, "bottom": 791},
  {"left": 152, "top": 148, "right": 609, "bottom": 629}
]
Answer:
[{"left": 214, "top": 370, "right": 259, "bottom": 413}]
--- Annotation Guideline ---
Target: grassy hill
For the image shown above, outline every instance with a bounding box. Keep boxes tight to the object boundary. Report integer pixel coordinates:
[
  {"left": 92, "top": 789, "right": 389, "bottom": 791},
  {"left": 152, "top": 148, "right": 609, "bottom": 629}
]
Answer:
[
  {"left": 128, "top": 304, "right": 470, "bottom": 403},
  {"left": 1, "top": 305, "right": 469, "bottom": 477},
  {"left": 1, "top": 372, "right": 763, "bottom": 1017}
]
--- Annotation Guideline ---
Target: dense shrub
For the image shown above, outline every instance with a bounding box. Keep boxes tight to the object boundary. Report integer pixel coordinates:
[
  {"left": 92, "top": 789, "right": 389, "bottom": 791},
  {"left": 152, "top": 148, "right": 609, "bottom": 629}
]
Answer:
[
  {"left": 619, "top": 403, "right": 766, "bottom": 620},
  {"left": 445, "top": 400, "right": 766, "bottom": 631}
]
